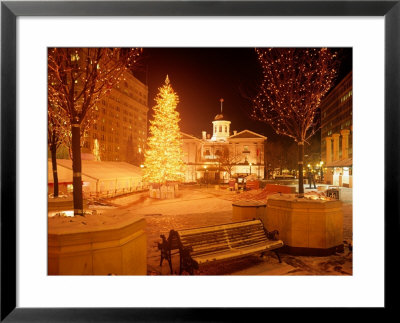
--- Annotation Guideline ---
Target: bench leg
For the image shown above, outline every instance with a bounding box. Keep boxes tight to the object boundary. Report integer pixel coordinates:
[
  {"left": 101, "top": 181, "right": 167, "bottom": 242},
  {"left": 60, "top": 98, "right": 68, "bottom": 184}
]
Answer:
[
  {"left": 160, "top": 254, "right": 164, "bottom": 267},
  {"left": 168, "top": 250, "right": 173, "bottom": 274},
  {"left": 274, "top": 250, "right": 282, "bottom": 263}
]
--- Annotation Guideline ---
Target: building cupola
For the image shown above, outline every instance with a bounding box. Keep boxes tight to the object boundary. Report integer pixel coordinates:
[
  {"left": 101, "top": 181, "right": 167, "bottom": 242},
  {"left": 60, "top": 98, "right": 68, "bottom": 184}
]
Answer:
[{"left": 211, "top": 98, "right": 231, "bottom": 141}]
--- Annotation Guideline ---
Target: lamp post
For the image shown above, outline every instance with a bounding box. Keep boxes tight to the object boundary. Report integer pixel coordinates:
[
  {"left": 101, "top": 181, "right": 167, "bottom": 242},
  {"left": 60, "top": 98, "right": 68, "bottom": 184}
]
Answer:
[
  {"left": 204, "top": 165, "right": 208, "bottom": 188},
  {"left": 320, "top": 161, "right": 324, "bottom": 182}
]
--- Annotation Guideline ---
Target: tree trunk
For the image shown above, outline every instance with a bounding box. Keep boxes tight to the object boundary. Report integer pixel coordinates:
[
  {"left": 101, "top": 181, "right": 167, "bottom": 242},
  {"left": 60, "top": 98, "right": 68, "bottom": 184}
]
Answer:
[
  {"left": 298, "top": 141, "right": 304, "bottom": 197},
  {"left": 50, "top": 143, "right": 59, "bottom": 198},
  {"left": 71, "top": 122, "right": 84, "bottom": 216}
]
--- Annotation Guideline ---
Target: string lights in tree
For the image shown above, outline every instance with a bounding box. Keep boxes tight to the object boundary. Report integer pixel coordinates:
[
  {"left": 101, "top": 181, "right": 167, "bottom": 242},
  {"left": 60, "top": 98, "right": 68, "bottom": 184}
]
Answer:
[
  {"left": 48, "top": 48, "right": 141, "bottom": 216},
  {"left": 48, "top": 98, "right": 69, "bottom": 198},
  {"left": 143, "top": 76, "right": 185, "bottom": 186},
  {"left": 252, "top": 48, "right": 339, "bottom": 196}
]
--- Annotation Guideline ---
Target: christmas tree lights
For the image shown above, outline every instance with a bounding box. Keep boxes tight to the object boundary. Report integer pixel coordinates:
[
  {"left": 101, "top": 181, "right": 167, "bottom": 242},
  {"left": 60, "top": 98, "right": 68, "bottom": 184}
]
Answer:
[
  {"left": 143, "top": 76, "right": 185, "bottom": 185},
  {"left": 252, "top": 48, "right": 339, "bottom": 196}
]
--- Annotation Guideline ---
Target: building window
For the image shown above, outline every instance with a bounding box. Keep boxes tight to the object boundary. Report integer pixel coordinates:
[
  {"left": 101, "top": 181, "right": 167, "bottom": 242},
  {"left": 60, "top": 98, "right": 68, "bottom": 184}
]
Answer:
[{"left": 224, "top": 126, "right": 227, "bottom": 132}]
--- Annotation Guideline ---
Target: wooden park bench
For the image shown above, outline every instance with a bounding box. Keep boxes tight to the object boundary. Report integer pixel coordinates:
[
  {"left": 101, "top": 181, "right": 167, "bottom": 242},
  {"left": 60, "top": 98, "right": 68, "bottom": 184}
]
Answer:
[{"left": 158, "top": 219, "right": 284, "bottom": 275}]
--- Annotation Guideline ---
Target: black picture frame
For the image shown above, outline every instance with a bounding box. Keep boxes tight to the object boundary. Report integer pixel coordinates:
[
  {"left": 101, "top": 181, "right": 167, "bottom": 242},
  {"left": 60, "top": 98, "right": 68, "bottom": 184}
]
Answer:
[{"left": 1, "top": 0, "right": 398, "bottom": 321}]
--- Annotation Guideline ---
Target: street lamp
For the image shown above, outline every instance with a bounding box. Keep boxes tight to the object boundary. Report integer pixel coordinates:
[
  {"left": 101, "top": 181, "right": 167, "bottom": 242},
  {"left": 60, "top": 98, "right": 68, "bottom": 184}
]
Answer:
[
  {"left": 319, "top": 161, "right": 324, "bottom": 182},
  {"left": 204, "top": 165, "right": 208, "bottom": 188}
]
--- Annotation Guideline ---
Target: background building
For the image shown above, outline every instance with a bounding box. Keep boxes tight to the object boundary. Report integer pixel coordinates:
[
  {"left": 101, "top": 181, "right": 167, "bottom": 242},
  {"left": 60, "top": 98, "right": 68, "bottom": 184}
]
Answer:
[
  {"left": 320, "top": 71, "right": 352, "bottom": 187},
  {"left": 182, "top": 112, "right": 266, "bottom": 183},
  {"left": 79, "top": 70, "right": 148, "bottom": 165}
]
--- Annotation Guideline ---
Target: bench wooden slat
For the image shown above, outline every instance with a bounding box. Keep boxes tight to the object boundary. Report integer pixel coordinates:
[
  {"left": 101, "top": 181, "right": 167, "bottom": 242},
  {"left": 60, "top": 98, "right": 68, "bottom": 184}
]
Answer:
[
  {"left": 177, "top": 219, "right": 263, "bottom": 235},
  {"left": 193, "top": 240, "right": 284, "bottom": 264},
  {"left": 190, "top": 237, "right": 273, "bottom": 257}
]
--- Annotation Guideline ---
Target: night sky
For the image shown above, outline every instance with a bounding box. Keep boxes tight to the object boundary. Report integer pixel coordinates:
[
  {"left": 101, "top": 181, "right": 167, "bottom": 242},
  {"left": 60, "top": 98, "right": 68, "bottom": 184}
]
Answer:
[{"left": 134, "top": 48, "right": 352, "bottom": 144}]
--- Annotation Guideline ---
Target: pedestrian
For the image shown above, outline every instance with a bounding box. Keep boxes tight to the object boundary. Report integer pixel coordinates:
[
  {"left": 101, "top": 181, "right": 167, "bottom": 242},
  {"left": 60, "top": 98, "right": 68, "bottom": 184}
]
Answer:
[
  {"left": 308, "top": 171, "right": 313, "bottom": 189},
  {"left": 311, "top": 172, "right": 316, "bottom": 189}
]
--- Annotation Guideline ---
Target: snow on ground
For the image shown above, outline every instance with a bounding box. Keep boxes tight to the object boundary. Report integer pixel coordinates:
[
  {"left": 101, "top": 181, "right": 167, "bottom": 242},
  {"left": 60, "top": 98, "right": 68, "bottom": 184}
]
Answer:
[
  {"left": 111, "top": 186, "right": 352, "bottom": 276},
  {"left": 49, "top": 185, "right": 353, "bottom": 275}
]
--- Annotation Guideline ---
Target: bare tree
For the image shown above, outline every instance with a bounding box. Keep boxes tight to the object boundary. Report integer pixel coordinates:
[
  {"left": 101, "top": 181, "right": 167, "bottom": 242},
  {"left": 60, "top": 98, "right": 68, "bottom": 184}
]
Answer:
[
  {"left": 48, "top": 48, "right": 141, "bottom": 216},
  {"left": 218, "top": 147, "right": 242, "bottom": 179},
  {"left": 252, "top": 48, "right": 339, "bottom": 196},
  {"left": 48, "top": 98, "right": 68, "bottom": 197}
]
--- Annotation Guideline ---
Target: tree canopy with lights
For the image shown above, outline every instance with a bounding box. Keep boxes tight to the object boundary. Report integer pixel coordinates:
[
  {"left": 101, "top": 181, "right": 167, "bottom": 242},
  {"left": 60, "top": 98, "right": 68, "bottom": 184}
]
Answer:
[
  {"left": 48, "top": 98, "right": 69, "bottom": 198},
  {"left": 252, "top": 48, "right": 339, "bottom": 196},
  {"left": 143, "top": 76, "right": 185, "bottom": 185},
  {"left": 48, "top": 48, "right": 141, "bottom": 215}
]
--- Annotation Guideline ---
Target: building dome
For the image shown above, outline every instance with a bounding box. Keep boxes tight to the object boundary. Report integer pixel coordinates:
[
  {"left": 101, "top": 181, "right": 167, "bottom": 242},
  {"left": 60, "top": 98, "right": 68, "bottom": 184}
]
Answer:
[{"left": 214, "top": 114, "right": 225, "bottom": 121}]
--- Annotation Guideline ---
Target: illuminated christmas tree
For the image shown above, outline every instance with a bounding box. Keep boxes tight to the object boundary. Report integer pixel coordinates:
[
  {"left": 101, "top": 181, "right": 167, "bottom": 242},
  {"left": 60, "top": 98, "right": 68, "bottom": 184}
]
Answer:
[
  {"left": 93, "top": 138, "right": 101, "bottom": 161},
  {"left": 48, "top": 48, "right": 141, "bottom": 215},
  {"left": 252, "top": 48, "right": 339, "bottom": 196},
  {"left": 144, "top": 76, "right": 185, "bottom": 185}
]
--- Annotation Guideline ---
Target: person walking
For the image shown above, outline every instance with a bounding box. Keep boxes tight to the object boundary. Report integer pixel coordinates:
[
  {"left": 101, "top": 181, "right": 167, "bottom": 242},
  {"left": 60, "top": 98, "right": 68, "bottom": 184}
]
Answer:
[
  {"left": 311, "top": 172, "right": 316, "bottom": 189},
  {"left": 308, "top": 170, "right": 316, "bottom": 189}
]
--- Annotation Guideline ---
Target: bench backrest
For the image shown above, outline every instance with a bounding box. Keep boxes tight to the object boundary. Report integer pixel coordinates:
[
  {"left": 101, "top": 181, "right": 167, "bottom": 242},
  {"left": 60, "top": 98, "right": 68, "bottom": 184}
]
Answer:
[{"left": 173, "top": 219, "right": 269, "bottom": 257}]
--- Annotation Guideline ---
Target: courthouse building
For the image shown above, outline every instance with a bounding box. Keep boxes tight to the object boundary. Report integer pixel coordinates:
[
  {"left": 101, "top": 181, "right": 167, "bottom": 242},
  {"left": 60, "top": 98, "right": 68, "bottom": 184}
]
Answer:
[
  {"left": 320, "top": 71, "right": 352, "bottom": 187},
  {"left": 182, "top": 107, "right": 267, "bottom": 183}
]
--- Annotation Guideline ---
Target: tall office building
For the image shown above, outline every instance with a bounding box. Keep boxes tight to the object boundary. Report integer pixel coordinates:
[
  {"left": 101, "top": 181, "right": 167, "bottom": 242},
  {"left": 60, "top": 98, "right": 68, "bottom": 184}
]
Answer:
[
  {"left": 81, "top": 70, "right": 148, "bottom": 165},
  {"left": 320, "top": 71, "right": 352, "bottom": 186}
]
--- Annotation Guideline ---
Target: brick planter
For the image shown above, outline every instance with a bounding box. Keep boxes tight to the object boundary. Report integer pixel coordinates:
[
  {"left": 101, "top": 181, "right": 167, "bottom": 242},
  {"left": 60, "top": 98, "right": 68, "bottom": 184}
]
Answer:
[
  {"left": 232, "top": 200, "right": 267, "bottom": 222},
  {"left": 265, "top": 195, "right": 343, "bottom": 256},
  {"left": 48, "top": 213, "right": 146, "bottom": 275}
]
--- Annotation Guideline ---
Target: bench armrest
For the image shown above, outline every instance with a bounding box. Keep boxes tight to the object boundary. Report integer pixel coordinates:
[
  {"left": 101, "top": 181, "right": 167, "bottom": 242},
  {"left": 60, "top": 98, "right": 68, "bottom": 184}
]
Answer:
[
  {"left": 266, "top": 229, "right": 280, "bottom": 241},
  {"left": 157, "top": 234, "right": 168, "bottom": 250}
]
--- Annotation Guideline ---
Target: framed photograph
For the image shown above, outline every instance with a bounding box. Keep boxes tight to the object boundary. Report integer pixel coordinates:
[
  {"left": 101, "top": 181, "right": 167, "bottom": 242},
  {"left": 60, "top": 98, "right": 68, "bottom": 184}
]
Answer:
[{"left": 1, "top": 0, "right": 398, "bottom": 321}]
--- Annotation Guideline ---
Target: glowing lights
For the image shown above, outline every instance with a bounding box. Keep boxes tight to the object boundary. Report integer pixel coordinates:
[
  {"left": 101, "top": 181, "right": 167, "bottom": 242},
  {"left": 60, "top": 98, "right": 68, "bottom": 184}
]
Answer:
[
  {"left": 252, "top": 48, "right": 340, "bottom": 196},
  {"left": 93, "top": 138, "right": 100, "bottom": 161},
  {"left": 252, "top": 48, "right": 339, "bottom": 142},
  {"left": 48, "top": 48, "right": 141, "bottom": 216},
  {"left": 143, "top": 76, "right": 185, "bottom": 184}
]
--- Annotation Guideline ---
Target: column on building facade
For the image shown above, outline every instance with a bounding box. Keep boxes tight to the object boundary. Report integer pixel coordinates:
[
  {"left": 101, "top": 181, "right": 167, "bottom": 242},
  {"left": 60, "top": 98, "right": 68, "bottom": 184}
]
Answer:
[
  {"left": 340, "top": 129, "right": 350, "bottom": 160},
  {"left": 332, "top": 133, "right": 340, "bottom": 161},
  {"left": 325, "top": 137, "right": 332, "bottom": 164}
]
